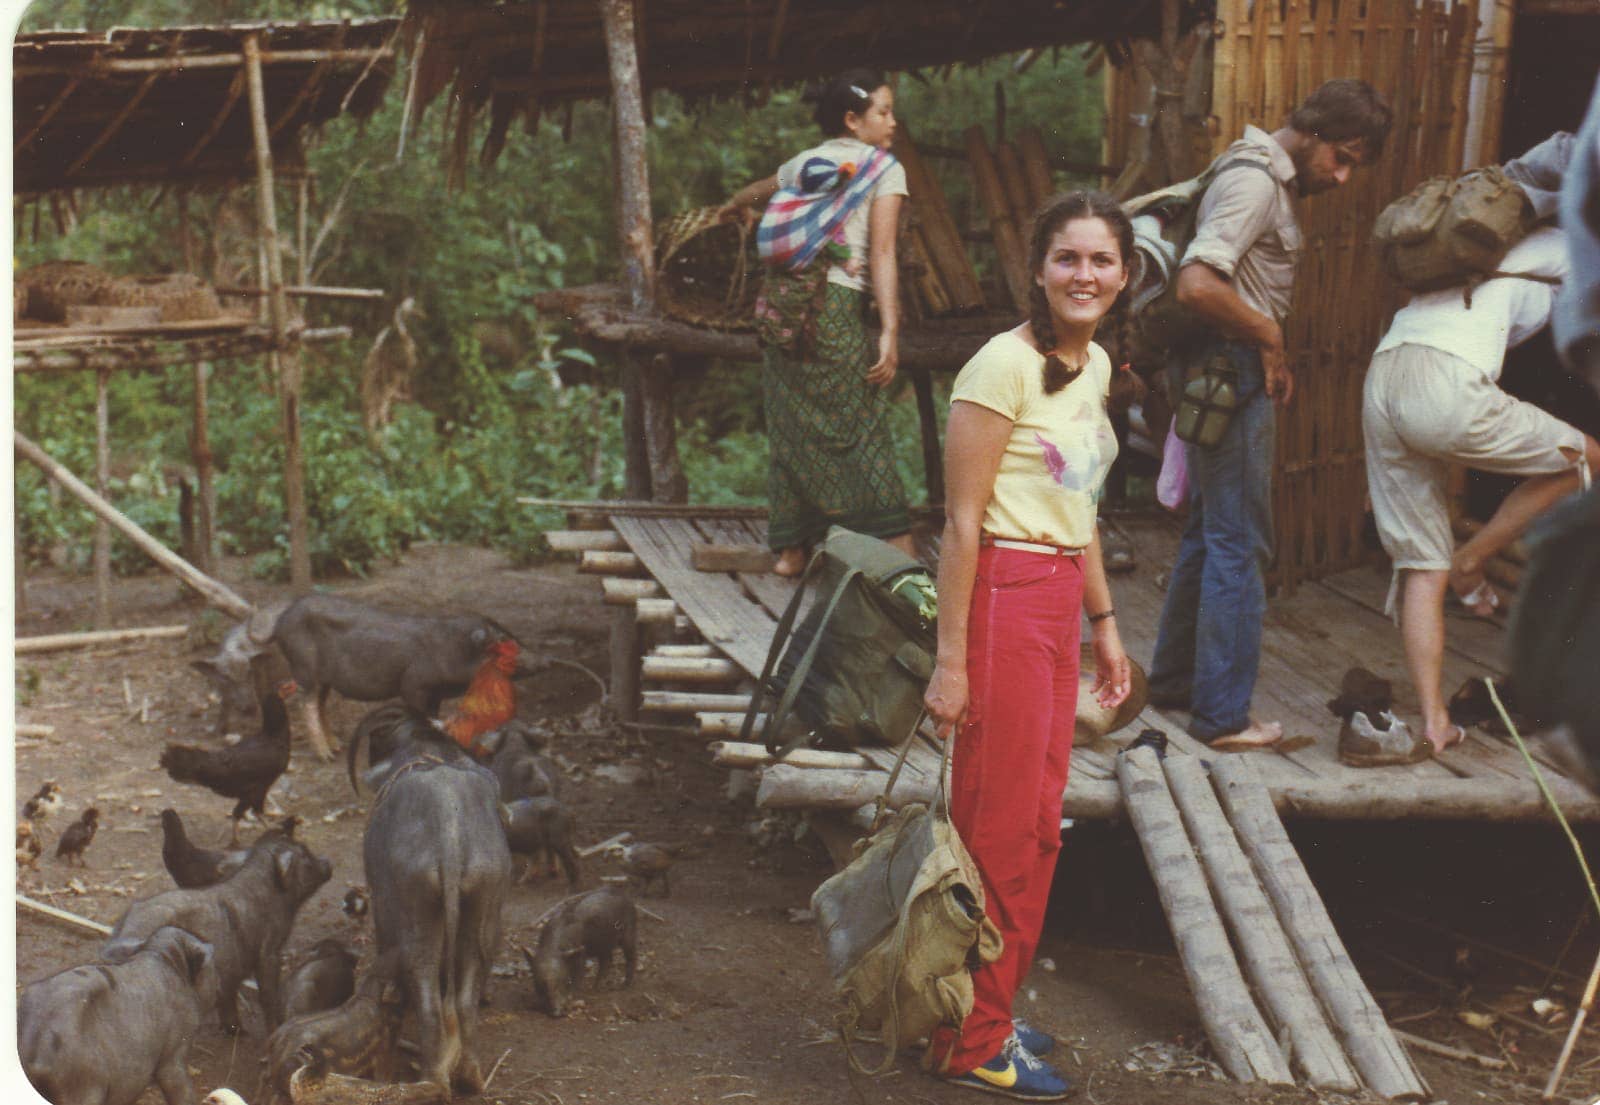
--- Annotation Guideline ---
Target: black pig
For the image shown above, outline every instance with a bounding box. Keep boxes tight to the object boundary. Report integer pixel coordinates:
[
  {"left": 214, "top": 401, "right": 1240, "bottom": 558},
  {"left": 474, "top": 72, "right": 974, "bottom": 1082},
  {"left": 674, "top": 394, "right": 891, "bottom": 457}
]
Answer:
[
  {"left": 283, "top": 937, "right": 359, "bottom": 1019},
  {"left": 482, "top": 720, "right": 563, "bottom": 802},
  {"left": 504, "top": 796, "right": 580, "bottom": 888},
  {"left": 198, "top": 594, "right": 520, "bottom": 762},
  {"left": 21, "top": 926, "right": 218, "bottom": 1105},
  {"left": 523, "top": 885, "right": 637, "bottom": 1017},
  {"left": 104, "top": 833, "right": 331, "bottom": 1034},
  {"left": 261, "top": 958, "right": 404, "bottom": 1105},
  {"left": 364, "top": 741, "right": 511, "bottom": 1092}
]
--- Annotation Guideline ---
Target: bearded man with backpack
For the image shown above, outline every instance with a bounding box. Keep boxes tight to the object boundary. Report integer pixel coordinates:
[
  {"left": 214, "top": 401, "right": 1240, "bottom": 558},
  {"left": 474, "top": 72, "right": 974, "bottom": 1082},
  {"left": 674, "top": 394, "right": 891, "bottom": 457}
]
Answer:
[{"left": 1147, "top": 79, "right": 1393, "bottom": 750}]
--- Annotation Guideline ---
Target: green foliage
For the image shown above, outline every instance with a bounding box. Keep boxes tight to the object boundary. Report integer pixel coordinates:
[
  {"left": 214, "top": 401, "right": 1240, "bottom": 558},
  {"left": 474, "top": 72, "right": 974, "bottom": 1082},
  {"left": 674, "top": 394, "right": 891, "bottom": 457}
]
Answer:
[{"left": 13, "top": 2, "right": 1093, "bottom": 580}]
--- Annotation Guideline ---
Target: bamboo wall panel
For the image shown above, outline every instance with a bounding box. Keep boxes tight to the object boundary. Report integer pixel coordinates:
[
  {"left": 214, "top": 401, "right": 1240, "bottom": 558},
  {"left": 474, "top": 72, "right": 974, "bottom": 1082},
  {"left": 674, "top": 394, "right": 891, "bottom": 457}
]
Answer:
[{"left": 1204, "top": 0, "right": 1478, "bottom": 590}]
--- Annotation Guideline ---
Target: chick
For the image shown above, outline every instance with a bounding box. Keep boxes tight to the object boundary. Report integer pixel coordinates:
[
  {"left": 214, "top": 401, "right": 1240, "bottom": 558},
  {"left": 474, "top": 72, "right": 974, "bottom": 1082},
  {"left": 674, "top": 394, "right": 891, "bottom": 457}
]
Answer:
[
  {"left": 21, "top": 781, "right": 63, "bottom": 823},
  {"left": 16, "top": 820, "right": 42, "bottom": 870},
  {"left": 341, "top": 885, "right": 370, "bottom": 923},
  {"left": 609, "top": 841, "right": 676, "bottom": 897},
  {"left": 55, "top": 807, "right": 100, "bottom": 867}
]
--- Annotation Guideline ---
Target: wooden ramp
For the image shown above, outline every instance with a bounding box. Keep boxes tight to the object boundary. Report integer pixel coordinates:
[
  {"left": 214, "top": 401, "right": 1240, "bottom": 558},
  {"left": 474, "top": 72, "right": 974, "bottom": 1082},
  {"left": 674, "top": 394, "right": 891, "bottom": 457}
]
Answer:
[
  {"left": 1118, "top": 746, "right": 1426, "bottom": 1099},
  {"left": 530, "top": 500, "right": 1600, "bottom": 825}
]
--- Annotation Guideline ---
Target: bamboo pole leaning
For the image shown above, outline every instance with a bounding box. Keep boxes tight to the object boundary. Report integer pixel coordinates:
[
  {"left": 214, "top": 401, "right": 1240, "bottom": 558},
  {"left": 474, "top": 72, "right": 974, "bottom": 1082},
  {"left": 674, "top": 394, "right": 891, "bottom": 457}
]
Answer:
[
  {"left": 1163, "top": 756, "right": 1361, "bottom": 1091},
  {"left": 15, "top": 431, "right": 251, "bottom": 619},
  {"left": 1116, "top": 746, "right": 1293, "bottom": 1085},
  {"left": 1211, "top": 756, "right": 1428, "bottom": 1101},
  {"left": 963, "top": 126, "right": 1030, "bottom": 311}
]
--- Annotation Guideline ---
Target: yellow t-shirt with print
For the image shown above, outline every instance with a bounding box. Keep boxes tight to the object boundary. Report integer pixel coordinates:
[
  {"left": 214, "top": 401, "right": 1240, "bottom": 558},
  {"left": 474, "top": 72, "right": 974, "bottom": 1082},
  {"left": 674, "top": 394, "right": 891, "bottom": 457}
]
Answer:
[{"left": 950, "top": 330, "right": 1118, "bottom": 549}]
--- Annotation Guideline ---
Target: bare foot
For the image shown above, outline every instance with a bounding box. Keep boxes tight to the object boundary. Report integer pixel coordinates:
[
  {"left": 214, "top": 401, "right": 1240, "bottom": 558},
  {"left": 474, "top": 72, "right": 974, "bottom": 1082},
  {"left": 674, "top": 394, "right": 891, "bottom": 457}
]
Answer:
[
  {"left": 773, "top": 548, "right": 806, "bottom": 577},
  {"left": 1424, "top": 723, "right": 1466, "bottom": 754},
  {"left": 1208, "top": 719, "right": 1284, "bottom": 752}
]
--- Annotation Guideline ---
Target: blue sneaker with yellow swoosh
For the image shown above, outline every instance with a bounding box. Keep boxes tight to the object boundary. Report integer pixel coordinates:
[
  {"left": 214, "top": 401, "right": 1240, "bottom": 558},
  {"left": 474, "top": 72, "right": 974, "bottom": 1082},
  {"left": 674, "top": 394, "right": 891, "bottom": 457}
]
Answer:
[
  {"left": 945, "top": 1033, "right": 1075, "bottom": 1101},
  {"left": 1012, "top": 1017, "right": 1056, "bottom": 1057}
]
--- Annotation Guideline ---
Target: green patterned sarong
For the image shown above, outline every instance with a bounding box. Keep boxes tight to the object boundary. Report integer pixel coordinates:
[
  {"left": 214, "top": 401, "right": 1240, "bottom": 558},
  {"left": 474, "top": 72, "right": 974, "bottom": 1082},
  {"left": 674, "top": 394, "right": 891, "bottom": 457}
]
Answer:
[{"left": 763, "top": 282, "right": 911, "bottom": 551}]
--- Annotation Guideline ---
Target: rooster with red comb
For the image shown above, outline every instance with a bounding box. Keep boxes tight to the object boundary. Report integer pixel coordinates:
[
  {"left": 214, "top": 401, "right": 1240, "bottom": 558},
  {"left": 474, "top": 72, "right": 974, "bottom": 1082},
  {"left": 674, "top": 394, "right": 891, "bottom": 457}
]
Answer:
[{"left": 441, "top": 637, "right": 521, "bottom": 757}]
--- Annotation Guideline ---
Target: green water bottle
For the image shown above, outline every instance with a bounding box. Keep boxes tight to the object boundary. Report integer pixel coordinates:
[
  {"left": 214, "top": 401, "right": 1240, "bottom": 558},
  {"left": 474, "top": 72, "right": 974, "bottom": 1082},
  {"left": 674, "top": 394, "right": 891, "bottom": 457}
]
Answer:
[{"left": 1173, "top": 356, "right": 1240, "bottom": 448}]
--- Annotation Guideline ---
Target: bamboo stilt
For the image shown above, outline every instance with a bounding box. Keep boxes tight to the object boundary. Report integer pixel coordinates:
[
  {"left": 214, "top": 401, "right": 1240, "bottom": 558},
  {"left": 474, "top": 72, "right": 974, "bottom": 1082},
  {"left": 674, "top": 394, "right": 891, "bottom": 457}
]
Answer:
[
  {"left": 93, "top": 367, "right": 111, "bottom": 628},
  {"left": 640, "top": 691, "right": 749, "bottom": 714},
  {"left": 640, "top": 656, "right": 741, "bottom": 684}
]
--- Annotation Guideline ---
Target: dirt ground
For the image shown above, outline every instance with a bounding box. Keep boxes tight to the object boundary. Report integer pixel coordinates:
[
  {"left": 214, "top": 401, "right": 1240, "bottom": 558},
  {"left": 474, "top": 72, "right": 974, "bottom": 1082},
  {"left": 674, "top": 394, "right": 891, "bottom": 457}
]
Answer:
[{"left": 13, "top": 542, "right": 1600, "bottom": 1105}]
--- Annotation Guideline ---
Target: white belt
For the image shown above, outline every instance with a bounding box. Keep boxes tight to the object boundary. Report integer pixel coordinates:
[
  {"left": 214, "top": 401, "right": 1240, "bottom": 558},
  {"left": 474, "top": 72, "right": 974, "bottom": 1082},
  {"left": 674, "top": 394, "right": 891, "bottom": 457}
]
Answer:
[{"left": 986, "top": 537, "right": 1083, "bottom": 557}]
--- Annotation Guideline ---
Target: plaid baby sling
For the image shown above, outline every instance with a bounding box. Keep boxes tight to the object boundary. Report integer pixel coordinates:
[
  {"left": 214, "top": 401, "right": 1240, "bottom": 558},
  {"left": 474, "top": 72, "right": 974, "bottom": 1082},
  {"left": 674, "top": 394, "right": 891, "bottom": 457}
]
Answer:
[
  {"left": 754, "top": 147, "right": 896, "bottom": 353},
  {"left": 756, "top": 147, "right": 898, "bottom": 272}
]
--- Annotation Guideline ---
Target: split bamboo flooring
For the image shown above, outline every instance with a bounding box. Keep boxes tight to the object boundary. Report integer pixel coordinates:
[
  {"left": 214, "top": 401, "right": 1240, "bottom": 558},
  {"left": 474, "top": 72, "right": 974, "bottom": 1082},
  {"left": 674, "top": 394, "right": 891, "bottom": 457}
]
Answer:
[{"left": 582, "top": 506, "right": 1600, "bottom": 823}]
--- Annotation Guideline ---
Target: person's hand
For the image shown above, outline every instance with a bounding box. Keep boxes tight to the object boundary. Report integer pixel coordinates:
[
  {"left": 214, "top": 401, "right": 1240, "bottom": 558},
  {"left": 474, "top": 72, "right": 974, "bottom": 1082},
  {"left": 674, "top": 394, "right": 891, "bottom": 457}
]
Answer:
[
  {"left": 1090, "top": 620, "right": 1131, "bottom": 710},
  {"left": 1259, "top": 321, "right": 1293, "bottom": 407},
  {"left": 866, "top": 331, "right": 898, "bottom": 389},
  {"left": 923, "top": 661, "right": 968, "bottom": 742}
]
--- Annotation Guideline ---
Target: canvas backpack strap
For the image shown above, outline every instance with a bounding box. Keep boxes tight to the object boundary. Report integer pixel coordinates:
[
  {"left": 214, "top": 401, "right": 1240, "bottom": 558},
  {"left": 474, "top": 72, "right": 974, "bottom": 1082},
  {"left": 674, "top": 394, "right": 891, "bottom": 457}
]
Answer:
[
  {"left": 759, "top": 563, "right": 869, "bottom": 759},
  {"left": 740, "top": 545, "right": 828, "bottom": 749},
  {"left": 1461, "top": 269, "right": 1564, "bottom": 308}
]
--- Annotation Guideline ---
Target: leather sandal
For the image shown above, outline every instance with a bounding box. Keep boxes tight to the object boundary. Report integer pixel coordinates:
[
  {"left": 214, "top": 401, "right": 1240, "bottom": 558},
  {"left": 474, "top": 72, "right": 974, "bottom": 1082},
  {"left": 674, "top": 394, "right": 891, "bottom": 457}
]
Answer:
[
  {"left": 1451, "top": 576, "right": 1501, "bottom": 618},
  {"left": 1208, "top": 719, "right": 1284, "bottom": 752}
]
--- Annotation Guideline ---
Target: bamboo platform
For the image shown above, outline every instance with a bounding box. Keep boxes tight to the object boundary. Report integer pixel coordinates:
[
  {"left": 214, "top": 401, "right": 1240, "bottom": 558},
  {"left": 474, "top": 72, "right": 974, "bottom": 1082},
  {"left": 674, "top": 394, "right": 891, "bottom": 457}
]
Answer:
[{"left": 551, "top": 503, "right": 1600, "bottom": 825}]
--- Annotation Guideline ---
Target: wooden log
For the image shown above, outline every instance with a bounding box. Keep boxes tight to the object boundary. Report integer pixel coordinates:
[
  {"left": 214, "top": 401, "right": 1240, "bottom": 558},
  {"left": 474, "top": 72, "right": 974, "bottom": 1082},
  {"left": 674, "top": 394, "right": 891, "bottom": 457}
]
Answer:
[
  {"left": 963, "top": 126, "right": 1030, "bottom": 310},
  {"left": 608, "top": 606, "right": 640, "bottom": 722},
  {"left": 601, "top": 577, "right": 662, "bottom": 605},
  {"left": 651, "top": 644, "right": 719, "bottom": 658},
  {"left": 640, "top": 656, "right": 741, "bottom": 684},
  {"left": 214, "top": 284, "right": 388, "bottom": 301},
  {"left": 1116, "top": 746, "right": 1293, "bottom": 1084},
  {"left": 544, "top": 529, "right": 626, "bottom": 552},
  {"left": 14, "top": 46, "right": 391, "bottom": 77},
  {"left": 16, "top": 625, "right": 189, "bottom": 654},
  {"left": 1391, "top": 1030, "right": 1506, "bottom": 1071},
  {"left": 698, "top": 711, "right": 770, "bottom": 737},
  {"left": 995, "top": 140, "right": 1036, "bottom": 234},
  {"left": 757, "top": 760, "right": 1125, "bottom": 818},
  {"left": 1271, "top": 776, "right": 1600, "bottom": 822},
  {"left": 641, "top": 691, "right": 750, "bottom": 714},
  {"left": 1015, "top": 127, "right": 1056, "bottom": 210},
  {"left": 634, "top": 597, "right": 682, "bottom": 624},
  {"left": 93, "top": 367, "right": 111, "bottom": 629},
  {"left": 893, "top": 128, "right": 985, "bottom": 311},
  {"left": 903, "top": 221, "right": 954, "bottom": 317},
  {"left": 1211, "top": 756, "right": 1428, "bottom": 1101},
  {"left": 1163, "top": 756, "right": 1361, "bottom": 1091},
  {"left": 16, "top": 724, "right": 56, "bottom": 738},
  {"left": 14, "top": 431, "right": 251, "bottom": 619},
  {"left": 710, "top": 740, "right": 873, "bottom": 771},
  {"left": 579, "top": 549, "right": 644, "bottom": 575},
  {"left": 689, "top": 542, "right": 776, "bottom": 574},
  {"left": 17, "top": 894, "right": 112, "bottom": 936}
]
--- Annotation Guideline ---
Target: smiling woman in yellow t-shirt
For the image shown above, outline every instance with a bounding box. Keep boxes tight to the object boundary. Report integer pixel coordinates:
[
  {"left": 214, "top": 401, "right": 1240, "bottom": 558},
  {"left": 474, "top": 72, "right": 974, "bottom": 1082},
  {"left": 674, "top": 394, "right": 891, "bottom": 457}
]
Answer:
[{"left": 922, "top": 191, "right": 1134, "bottom": 1101}]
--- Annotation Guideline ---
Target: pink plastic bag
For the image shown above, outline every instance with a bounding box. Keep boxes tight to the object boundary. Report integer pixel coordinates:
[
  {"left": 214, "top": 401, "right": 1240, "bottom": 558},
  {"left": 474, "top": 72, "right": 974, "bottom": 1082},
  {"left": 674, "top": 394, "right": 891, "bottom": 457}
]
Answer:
[{"left": 1157, "top": 426, "right": 1189, "bottom": 511}]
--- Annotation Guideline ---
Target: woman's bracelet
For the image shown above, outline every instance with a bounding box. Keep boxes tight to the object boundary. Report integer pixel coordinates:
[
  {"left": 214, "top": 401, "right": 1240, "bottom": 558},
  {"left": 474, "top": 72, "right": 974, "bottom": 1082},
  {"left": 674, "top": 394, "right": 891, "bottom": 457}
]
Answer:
[{"left": 1087, "top": 609, "right": 1116, "bottom": 624}]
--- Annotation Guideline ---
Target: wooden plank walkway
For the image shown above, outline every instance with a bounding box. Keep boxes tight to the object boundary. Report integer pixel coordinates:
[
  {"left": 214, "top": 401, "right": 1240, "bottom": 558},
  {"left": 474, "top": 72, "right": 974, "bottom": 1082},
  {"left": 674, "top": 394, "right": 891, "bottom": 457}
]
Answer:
[{"left": 601, "top": 509, "right": 1600, "bottom": 822}]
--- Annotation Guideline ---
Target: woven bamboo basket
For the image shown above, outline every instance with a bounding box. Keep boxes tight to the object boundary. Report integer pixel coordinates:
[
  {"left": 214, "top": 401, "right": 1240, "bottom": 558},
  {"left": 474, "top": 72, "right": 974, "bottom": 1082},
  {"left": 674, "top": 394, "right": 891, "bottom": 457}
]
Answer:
[
  {"left": 95, "top": 273, "right": 223, "bottom": 322},
  {"left": 19, "top": 260, "right": 117, "bottom": 322},
  {"left": 654, "top": 206, "right": 758, "bottom": 331}
]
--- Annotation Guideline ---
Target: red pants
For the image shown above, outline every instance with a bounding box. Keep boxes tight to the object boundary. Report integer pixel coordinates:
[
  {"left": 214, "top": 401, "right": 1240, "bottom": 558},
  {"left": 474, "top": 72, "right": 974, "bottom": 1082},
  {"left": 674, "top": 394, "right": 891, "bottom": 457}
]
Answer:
[{"left": 933, "top": 545, "right": 1083, "bottom": 1074}]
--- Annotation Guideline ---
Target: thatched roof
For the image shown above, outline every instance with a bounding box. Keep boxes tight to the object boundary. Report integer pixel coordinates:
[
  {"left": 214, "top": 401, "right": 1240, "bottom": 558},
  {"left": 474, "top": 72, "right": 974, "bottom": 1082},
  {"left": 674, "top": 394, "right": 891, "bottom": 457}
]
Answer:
[
  {"left": 13, "top": 18, "right": 401, "bottom": 194},
  {"left": 405, "top": 0, "right": 1212, "bottom": 172}
]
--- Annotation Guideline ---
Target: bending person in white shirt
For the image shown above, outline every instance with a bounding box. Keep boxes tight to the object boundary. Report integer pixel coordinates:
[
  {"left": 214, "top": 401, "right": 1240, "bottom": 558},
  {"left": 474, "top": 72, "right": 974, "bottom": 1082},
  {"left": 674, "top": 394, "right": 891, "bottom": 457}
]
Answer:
[{"left": 1363, "top": 225, "right": 1600, "bottom": 754}]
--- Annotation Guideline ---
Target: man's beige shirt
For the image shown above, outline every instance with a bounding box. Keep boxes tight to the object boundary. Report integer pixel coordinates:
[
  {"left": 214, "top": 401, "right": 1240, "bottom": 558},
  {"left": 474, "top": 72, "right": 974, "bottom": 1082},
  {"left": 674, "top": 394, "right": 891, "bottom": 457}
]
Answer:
[{"left": 1182, "top": 125, "right": 1300, "bottom": 323}]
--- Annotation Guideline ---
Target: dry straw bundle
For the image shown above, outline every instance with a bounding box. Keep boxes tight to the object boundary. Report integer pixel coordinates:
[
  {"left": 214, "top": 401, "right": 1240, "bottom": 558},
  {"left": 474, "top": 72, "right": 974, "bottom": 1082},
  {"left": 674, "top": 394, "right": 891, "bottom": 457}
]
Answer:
[
  {"left": 654, "top": 206, "right": 758, "bottom": 331},
  {"left": 95, "top": 273, "right": 223, "bottom": 322}
]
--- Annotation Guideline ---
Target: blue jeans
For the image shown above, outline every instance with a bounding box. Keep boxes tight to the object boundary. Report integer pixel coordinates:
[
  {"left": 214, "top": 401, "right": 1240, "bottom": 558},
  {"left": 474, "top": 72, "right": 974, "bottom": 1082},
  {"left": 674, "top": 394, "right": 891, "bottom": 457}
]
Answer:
[{"left": 1149, "top": 340, "right": 1275, "bottom": 740}]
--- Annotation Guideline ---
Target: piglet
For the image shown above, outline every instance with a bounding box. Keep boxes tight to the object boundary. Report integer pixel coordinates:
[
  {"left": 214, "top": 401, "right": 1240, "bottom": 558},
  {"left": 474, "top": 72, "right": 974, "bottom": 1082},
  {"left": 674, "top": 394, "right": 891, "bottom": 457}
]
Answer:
[
  {"left": 524, "top": 885, "right": 637, "bottom": 1017},
  {"left": 21, "top": 926, "right": 218, "bottom": 1105}
]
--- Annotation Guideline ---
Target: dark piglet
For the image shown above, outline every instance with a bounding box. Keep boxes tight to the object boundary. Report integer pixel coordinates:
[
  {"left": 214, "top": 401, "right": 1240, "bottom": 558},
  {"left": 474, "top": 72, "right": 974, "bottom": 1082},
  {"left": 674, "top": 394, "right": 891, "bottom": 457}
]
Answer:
[
  {"left": 20, "top": 926, "right": 219, "bottom": 1105},
  {"left": 160, "top": 808, "right": 249, "bottom": 889},
  {"left": 523, "top": 885, "right": 637, "bottom": 1017},
  {"left": 103, "top": 833, "right": 332, "bottom": 1034},
  {"left": 364, "top": 739, "right": 511, "bottom": 1091},
  {"left": 200, "top": 593, "right": 520, "bottom": 762},
  {"left": 283, "top": 937, "right": 359, "bottom": 1019},
  {"left": 261, "top": 959, "right": 404, "bottom": 1105},
  {"left": 504, "top": 795, "right": 581, "bottom": 887},
  {"left": 481, "top": 720, "right": 563, "bottom": 802}
]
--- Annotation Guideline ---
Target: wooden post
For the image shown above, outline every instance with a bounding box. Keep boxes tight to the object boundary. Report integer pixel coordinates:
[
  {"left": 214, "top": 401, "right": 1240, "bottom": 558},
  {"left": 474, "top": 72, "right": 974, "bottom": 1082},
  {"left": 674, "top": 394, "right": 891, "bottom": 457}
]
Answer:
[
  {"left": 93, "top": 367, "right": 111, "bottom": 627},
  {"left": 14, "top": 431, "right": 251, "bottom": 618},
  {"left": 640, "top": 352, "right": 687, "bottom": 502},
  {"left": 910, "top": 364, "right": 943, "bottom": 507},
  {"left": 297, "top": 175, "right": 310, "bottom": 286},
  {"left": 609, "top": 606, "right": 641, "bottom": 722},
  {"left": 244, "top": 32, "right": 312, "bottom": 591},
  {"left": 192, "top": 363, "right": 216, "bottom": 573}
]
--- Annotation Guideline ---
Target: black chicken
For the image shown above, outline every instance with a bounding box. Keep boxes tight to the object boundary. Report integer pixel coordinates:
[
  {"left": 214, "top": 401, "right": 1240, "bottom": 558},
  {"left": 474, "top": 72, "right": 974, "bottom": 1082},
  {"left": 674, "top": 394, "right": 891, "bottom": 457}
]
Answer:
[
  {"left": 55, "top": 807, "right": 99, "bottom": 866},
  {"left": 159, "top": 808, "right": 250, "bottom": 889},
  {"left": 160, "top": 688, "right": 290, "bottom": 844}
]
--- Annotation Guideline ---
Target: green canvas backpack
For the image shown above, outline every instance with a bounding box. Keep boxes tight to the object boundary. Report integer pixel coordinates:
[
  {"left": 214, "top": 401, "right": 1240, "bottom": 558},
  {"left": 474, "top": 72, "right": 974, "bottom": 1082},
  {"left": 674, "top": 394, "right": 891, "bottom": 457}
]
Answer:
[
  {"left": 1372, "top": 166, "right": 1555, "bottom": 301},
  {"left": 740, "top": 526, "right": 937, "bottom": 759}
]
